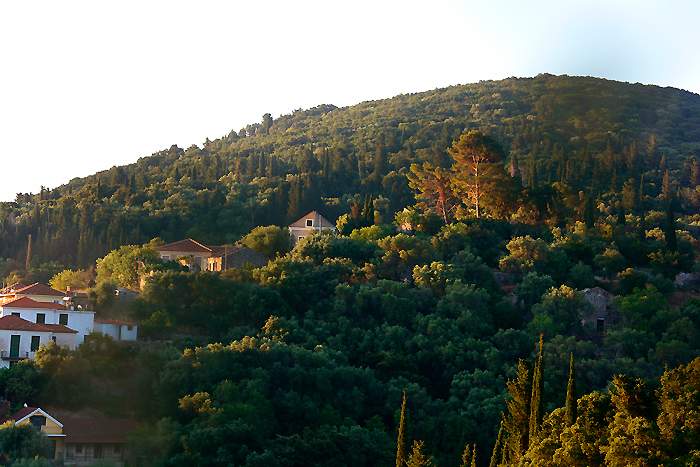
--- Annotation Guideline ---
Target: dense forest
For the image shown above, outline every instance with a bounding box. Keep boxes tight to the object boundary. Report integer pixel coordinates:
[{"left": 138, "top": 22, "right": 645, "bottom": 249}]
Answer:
[
  {"left": 1, "top": 74, "right": 699, "bottom": 274},
  {"left": 0, "top": 74, "right": 699, "bottom": 466}
]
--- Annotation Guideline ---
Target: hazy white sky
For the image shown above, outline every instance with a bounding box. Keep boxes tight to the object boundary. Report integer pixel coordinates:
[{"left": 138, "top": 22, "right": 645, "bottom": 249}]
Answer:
[{"left": 1, "top": 0, "right": 698, "bottom": 201}]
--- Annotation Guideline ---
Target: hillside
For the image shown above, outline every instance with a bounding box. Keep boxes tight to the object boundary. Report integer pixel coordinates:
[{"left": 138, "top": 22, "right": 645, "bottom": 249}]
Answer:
[{"left": 1, "top": 73, "right": 700, "bottom": 271}]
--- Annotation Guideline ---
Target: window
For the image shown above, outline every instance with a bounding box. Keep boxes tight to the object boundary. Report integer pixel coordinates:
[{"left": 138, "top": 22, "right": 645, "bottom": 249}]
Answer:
[
  {"left": 127, "top": 325, "right": 133, "bottom": 331},
  {"left": 306, "top": 219, "right": 313, "bottom": 227},
  {"left": 59, "top": 314, "right": 68, "bottom": 325},
  {"left": 75, "top": 444, "right": 83, "bottom": 454},
  {"left": 95, "top": 445, "right": 103, "bottom": 458},
  {"left": 298, "top": 236, "right": 304, "bottom": 241},
  {"left": 30, "top": 336, "right": 40, "bottom": 352},
  {"left": 596, "top": 318, "right": 605, "bottom": 334},
  {"left": 51, "top": 336, "right": 57, "bottom": 343},
  {"left": 29, "top": 415, "right": 46, "bottom": 429},
  {"left": 36, "top": 313, "right": 45, "bottom": 324},
  {"left": 162, "top": 255, "right": 170, "bottom": 260},
  {"left": 11, "top": 312, "right": 20, "bottom": 317}
]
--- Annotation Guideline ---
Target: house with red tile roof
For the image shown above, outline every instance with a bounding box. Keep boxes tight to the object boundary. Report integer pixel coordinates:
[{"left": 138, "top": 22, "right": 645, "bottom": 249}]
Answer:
[
  {"left": 157, "top": 238, "right": 268, "bottom": 272},
  {"left": 0, "top": 282, "right": 68, "bottom": 306},
  {"left": 156, "top": 238, "right": 218, "bottom": 271},
  {"left": 0, "top": 284, "right": 138, "bottom": 348},
  {"left": 0, "top": 296, "right": 95, "bottom": 345},
  {"left": 0, "top": 315, "right": 78, "bottom": 368}
]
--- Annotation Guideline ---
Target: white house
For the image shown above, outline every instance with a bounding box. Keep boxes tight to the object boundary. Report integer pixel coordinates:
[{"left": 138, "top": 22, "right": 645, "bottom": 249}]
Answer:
[
  {"left": 0, "top": 315, "right": 77, "bottom": 368},
  {"left": 288, "top": 210, "right": 336, "bottom": 245},
  {"left": 0, "top": 283, "right": 139, "bottom": 349},
  {"left": 0, "top": 297, "right": 95, "bottom": 345},
  {"left": 94, "top": 319, "right": 138, "bottom": 341}
]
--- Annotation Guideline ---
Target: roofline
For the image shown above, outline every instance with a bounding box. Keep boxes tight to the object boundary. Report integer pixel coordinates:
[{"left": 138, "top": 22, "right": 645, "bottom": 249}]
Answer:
[
  {"left": 157, "top": 238, "right": 213, "bottom": 252},
  {"left": 12, "top": 282, "right": 65, "bottom": 296},
  {"left": 14, "top": 408, "right": 64, "bottom": 429}
]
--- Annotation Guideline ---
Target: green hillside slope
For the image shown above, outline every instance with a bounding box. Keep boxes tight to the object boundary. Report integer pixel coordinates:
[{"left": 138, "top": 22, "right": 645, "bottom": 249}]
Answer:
[{"left": 1, "top": 74, "right": 699, "bottom": 269}]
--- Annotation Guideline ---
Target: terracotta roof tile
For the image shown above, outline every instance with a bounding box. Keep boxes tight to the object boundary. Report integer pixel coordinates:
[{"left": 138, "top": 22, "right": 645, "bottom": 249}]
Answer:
[
  {"left": 156, "top": 238, "right": 213, "bottom": 253},
  {"left": 49, "top": 409, "right": 138, "bottom": 444},
  {"left": 1, "top": 406, "right": 37, "bottom": 424},
  {"left": 0, "top": 315, "right": 77, "bottom": 333},
  {"left": 11, "top": 283, "right": 65, "bottom": 297},
  {"left": 0, "top": 297, "right": 67, "bottom": 310}
]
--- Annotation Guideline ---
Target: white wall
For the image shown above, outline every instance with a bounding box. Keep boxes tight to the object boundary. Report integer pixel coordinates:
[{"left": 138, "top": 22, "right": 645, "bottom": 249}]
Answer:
[
  {"left": 0, "top": 330, "right": 51, "bottom": 369},
  {"left": 94, "top": 323, "right": 120, "bottom": 340},
  {"left": 94, "top": 323, "right": 138, "bottom": 341},
  {"left": 0, "top": 308, "right": 95, "bottom": 344},
  {"left": 119, "top": 324, "right": 138, "bottom": 341}
]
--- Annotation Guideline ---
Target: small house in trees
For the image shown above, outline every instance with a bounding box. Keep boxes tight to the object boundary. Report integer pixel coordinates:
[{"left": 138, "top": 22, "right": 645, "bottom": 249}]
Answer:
[
  {"left": 288, "top": 211, "right": 336, "bottom": 245},
  {"left": 156, "top": 238, "right": 216, "bottom": 272},
  {"left": 0, "top": 406, "right": 67, "bottom": 458},
  {"left": 0, "top": 406, "right": 137, "bottom": 466},
  {"left": 157, "top": 239, "right": 267, "bottom": 272},
  {"left": 580, "top": 287, "right": 615, "bottom": 334}
]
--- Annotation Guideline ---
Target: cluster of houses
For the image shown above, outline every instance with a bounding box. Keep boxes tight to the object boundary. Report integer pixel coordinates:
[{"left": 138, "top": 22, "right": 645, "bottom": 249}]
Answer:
[
  {"left": 0, "top": 283, "right": 137, "bottom": 369},
  {"left": 155, "top": 210, "right": 336, "bottom": 269},
  {"left": 0, "top": 211, "right": 338, "bottom": 462}
]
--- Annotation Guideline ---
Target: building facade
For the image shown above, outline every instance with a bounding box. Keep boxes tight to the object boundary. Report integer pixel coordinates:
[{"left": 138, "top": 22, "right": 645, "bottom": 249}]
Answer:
[
  {"left": 2, "top": 406, "right": 136, "bottom": 466},
  {"left": 288, "top": 210, "right": 336, "bottom": 245},
  {"left": 0, "top": 316, "right": 77, "bottom": 368}
]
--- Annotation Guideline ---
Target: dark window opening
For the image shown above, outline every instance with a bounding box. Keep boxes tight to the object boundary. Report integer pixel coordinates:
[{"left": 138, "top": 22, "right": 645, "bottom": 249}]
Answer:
[
  {"left": 30, "top": 336, "right": 40, "bottom": 352},
  {"left": 306, "top": 219, "right": 313, "bottom": 227},
  {"left": 36, "top": 313, "right": 45, "bottom": 324},
  {"left": 59, "top": 314, "right": 68, "bottom": 325},
  {"left": 29, "top": 415, "right": 46, "bottom": 429},
  {"left": 596, "top": 318, "right": 605, "bottom": 334}
]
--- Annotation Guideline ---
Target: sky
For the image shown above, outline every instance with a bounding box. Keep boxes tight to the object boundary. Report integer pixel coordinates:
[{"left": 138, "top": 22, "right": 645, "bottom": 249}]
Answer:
[{"left": 0, "top": 0, "right": 698, "bottom": 201}]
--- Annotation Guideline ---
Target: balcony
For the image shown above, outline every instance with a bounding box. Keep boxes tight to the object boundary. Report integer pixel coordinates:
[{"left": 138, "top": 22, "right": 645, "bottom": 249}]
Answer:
[{"left": 1, "top": 350, "right": 32, "bottom": 360}]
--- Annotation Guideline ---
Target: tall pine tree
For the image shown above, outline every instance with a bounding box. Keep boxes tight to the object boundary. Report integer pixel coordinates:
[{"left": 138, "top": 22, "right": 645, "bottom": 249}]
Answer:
[
  {"left": 503, "top": 360, "right": 531, "bottom": 463},
  {"left": 528, "top": 334, "right": 544, "bottom": 445},
  {"left": 396, "top": 391, "right": 407, "bottom": 467},
  {"left": 489, "top": 422, "right": 504, "bottom": 467},
  {"left": 565, "top": 352, "right": 577, "bottom": 426}
]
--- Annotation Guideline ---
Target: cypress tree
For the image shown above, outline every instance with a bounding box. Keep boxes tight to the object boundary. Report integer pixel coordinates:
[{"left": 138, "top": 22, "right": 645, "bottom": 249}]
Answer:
[
  {"left": 503, "top": 360, "right": 530, "bottom": 462},
  {"left": 395, "top": 391, "right": 407, "bottom": 467},
  {"left": 528, "top": 334, "right": 544, "bottom": 444},
  {"left": 664, "top": 200, "right": 678, "bottom": 252},
  {"left": 489, "top": 422, "right": 504, "bottom": 467},
  {"left": 565, "top": 352, "right": 577, "bottom": 426},
  {"left": 406, "top": 440, "right": 432, "bottom": 467},
  {"left": 662, "top": 169, "right": 671, "bottom": 199},
  {"left": 460, "top": 443, "right": 471, "bottom": 467}
]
